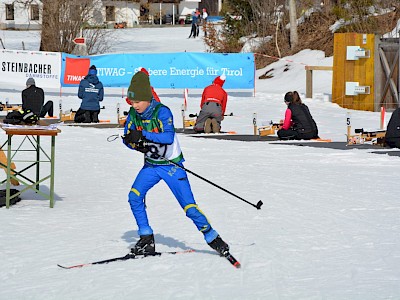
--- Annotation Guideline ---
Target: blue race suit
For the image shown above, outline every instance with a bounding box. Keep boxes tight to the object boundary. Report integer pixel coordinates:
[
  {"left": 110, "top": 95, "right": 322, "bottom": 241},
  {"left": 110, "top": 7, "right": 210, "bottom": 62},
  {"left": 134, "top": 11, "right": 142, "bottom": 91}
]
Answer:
[{"left": 124, "top": 99, "right": 218, "bottom": 243}]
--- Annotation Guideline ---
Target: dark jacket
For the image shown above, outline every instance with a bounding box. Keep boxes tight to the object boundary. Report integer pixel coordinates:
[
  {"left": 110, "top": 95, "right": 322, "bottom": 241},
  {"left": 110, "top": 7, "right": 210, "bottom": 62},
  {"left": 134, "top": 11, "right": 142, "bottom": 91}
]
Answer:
[
  {"left": 21, "top": 85, "right": 44, "bottom": 116},
  {"left": 78, "top": 74, "right": 104, "bottom": 111},
  {"left": 289, "top": 103, "right": 318, "bottom": 137},
  {"left": 300, "top": 103, "right": 319, "bottom": 137},
  {"left": 385, "top": 108, "right": 400, "bottom": 144}
]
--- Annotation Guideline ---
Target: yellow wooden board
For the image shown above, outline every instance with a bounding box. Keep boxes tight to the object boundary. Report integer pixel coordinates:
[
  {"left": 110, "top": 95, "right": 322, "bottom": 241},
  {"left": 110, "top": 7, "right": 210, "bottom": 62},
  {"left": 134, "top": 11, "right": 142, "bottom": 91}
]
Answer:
[
  {"left": 184, "top": 118, "right": 196, "bottom": 128},
  {"left": 0, "top": 104, "right": 21, "bottom": 111},
  {"left": 119, "top": 117, "right": 127, "bottom": 126},
  {"left": 0, "top": 149, "right": 19, "bottom": 186},
  {"left": 61, "top": 112, "right": 75, "bottom": 121},
  {"left": 258, "top": 125, "right": 279, "bottom": 136},
  {"left": 332, "top": 33, "right": 376, "bottom": 111}
]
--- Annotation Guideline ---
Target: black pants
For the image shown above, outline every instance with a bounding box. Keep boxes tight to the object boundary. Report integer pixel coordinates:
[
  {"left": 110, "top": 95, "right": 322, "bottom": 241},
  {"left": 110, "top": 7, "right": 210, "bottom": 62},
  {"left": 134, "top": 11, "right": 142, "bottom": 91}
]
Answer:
[
  {"left": 277, "top": 128, "right": 298, "bottom": 140},
  {"left": 188, "top": 23, "right": 198, "bottom": 38},
  {"left": 74, "top": 108, "right": 100, "bottom": 123},
  {"left": 277, "top": 128, "right": 316, "bottom": 140},
  {"left": 386, "top": 138, "right": 400, "bottom": 148},
  {"left": 39, "top": 101, "right": 54, "bottom": 118}
]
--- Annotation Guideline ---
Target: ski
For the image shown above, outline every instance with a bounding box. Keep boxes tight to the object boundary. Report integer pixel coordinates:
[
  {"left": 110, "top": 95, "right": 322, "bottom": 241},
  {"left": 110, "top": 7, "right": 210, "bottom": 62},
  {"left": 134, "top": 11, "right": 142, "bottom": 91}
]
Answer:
[
  {"left": 57, "top": 249, "right": 241, "bottom": 269},
  {"left": 57, "top": 249, "right": 195, "bottom": 269},
  {"left": 223, "top": 251, "right": 241, "bottom": 269}
]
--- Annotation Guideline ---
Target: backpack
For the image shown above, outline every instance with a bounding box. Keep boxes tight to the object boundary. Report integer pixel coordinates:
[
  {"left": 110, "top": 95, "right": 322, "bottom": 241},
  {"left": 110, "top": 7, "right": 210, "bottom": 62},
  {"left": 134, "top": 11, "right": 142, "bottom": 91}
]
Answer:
[
  {"left": 0, "top": 189, "right": 21, "bottom": 207},
  {"left": 3, "top": 109, "right": 39, "bottom": 125}
]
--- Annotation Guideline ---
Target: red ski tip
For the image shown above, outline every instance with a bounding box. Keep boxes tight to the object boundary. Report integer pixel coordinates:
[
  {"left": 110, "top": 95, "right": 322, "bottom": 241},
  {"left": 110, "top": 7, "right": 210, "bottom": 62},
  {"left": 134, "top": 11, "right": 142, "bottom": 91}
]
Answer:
[{"left": 233, "top": 261, "right": 241, "bottom": 268}]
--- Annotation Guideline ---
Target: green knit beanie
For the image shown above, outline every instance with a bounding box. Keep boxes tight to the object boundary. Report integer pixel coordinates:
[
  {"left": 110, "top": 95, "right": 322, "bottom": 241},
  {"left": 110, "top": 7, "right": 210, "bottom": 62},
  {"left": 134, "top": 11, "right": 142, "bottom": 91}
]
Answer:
[{"left": 127, "top": 71, "right": 152, "bottom": 102}]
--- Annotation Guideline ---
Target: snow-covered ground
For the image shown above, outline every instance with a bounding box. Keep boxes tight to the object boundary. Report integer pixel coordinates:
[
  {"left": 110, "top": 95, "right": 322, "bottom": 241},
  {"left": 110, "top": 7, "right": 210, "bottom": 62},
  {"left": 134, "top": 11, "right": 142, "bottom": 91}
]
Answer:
[{"left": 0, "top": 27, "right": 399, "bottom": 300}]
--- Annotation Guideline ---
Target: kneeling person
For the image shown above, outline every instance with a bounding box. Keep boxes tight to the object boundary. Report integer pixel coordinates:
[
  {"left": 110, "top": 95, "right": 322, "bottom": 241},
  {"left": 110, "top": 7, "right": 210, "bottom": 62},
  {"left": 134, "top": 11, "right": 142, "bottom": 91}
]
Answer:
[
  {"left": 194, "top": 75, "right": 228, "bottom": 133},
  {"left": 75, "top": 65, "right": 104, "bottom": 123}
]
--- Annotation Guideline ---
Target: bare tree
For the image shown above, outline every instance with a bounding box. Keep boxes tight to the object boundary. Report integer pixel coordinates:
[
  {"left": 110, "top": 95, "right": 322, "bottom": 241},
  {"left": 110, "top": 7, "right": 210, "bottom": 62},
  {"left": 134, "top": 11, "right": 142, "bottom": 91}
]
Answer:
[
  {"left": 247, "top": 0, "right": 278, "bottom": 38},
  {"left": 288, "top": 0, "right": 298, "bottom": 49},
  {"left": 15, "top": 0, "right": 111, "bottom": 54},
  {"left": 246, "top": 0, "right": 286, "bottom": 56},
  {"left": 39, "top": 0, "right": 61, "bottom": 52}
]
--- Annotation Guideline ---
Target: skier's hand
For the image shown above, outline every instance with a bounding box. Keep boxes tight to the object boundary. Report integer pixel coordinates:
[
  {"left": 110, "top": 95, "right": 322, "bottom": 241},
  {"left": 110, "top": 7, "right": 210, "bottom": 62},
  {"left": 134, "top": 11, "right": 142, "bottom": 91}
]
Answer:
[
  {"left": 123, "top": 130, "right": 143, "bottom": 145},
  {"left": 135, "top": 141, "right": 150, "bottom": 154}
]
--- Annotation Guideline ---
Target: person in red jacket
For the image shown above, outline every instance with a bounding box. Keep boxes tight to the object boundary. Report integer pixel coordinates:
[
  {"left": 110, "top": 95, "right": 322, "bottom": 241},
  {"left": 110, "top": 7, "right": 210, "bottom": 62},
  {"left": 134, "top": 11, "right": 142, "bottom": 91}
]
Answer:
[{"left": 194, "top": 74, "right": 228, "bottom": 133}]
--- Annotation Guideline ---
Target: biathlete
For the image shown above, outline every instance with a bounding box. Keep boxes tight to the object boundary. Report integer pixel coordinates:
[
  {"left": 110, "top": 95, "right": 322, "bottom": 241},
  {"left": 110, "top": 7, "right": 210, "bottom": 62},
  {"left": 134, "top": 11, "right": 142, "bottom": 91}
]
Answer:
[{"left": 122, "top": 70, "right": 230, "bottom": 256}]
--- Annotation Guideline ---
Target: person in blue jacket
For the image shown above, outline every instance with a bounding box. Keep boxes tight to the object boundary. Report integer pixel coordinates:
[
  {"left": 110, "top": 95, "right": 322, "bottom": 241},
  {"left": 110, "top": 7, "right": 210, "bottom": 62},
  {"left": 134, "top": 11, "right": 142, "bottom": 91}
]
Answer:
[
  {"left": 75, "top": 65, "right": 104, "bottom": 123},
  {"left": 188, "top": 9, "right": 199, "bottom": 38},
  {"left": 122, "top": 70, "right": 230, "bottom": 256}
]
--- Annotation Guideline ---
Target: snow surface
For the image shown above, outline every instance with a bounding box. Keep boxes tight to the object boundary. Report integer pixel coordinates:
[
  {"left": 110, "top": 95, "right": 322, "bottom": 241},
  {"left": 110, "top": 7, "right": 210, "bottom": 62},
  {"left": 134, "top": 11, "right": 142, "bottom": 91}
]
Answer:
[{"left": 1, "top": 27, "right": 400, "bottom": 300}]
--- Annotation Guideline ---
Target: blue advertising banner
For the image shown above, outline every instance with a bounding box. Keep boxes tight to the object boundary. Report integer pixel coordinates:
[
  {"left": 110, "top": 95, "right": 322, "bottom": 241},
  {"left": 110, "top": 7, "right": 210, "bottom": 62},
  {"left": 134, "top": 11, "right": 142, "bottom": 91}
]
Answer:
[{"left": 61, "top": 52, "right": 254, "bottom": 89}]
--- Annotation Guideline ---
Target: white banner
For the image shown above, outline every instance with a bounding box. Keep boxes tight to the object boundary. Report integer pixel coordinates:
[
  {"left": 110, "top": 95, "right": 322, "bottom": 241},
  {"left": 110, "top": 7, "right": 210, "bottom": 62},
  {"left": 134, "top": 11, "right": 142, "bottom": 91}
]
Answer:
[{"left": 0, "top": 49, "right": 61, "bottom": 89}]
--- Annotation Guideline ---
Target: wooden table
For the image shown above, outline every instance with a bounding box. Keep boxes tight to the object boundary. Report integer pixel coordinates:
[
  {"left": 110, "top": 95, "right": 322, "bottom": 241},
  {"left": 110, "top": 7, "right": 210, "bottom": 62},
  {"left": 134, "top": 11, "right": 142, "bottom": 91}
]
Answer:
[{"left": 0, "top": 127, "right": 61, "bottom": 208}]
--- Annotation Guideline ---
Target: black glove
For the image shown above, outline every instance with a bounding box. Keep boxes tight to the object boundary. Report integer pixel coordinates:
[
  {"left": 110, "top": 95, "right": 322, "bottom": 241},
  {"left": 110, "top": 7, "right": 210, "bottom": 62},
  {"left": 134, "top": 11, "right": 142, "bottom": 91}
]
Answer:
[
  {"left": 123, "top": 130, "right": 143, "bottom": 145},
  {"left": 135, "top": 142, "right": 150, "bottom": 154}
]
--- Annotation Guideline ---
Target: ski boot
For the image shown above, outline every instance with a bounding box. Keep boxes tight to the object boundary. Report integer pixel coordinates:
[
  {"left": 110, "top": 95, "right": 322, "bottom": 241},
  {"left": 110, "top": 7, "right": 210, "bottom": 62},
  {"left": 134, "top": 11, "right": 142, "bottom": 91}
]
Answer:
[
  {"left": 131, "top": 234, "right": 155, "bottom": 255},
  {"left": 208, "top": 235, "right": 229, "bottom": 256},
  {"left": 210, "top": 119, "right": 220, "bottom": 133},
  {"left": 204, "top": 118, "right": 212, "bottom": 133}
]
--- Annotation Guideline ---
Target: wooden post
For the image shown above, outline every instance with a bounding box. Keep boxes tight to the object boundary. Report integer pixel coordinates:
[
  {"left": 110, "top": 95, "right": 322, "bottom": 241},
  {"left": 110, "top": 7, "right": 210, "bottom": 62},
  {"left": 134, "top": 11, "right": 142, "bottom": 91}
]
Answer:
[
  {"left": 253, "top": 113, "right": 257, "bottom": 135},
  {"left": 59, "top": 87, "right": 63, "bottom": 119},
  {"left": 117, "top": 103, "right": 120, "bottom": 124},
  {"left": 305, "top": 66, "right": 333, "bottom": 98},
  {"left": 346, "top": 112, "right": 351, "bottom": 142},
  {"left": 181, "top": 104, "right": 186, "bottom": 129},
  {"left": 306, "top": 69, "right": 313, "bottom": 98},
  {"left": 59, "top": 99, "right": 62, "bottom": 119}
]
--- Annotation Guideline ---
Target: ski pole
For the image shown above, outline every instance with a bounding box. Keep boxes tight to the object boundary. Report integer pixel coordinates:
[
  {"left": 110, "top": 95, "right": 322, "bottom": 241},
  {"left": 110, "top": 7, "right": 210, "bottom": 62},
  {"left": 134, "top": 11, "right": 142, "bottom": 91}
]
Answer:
[
  {"left": 146, "top": 148, "right": 263, "bottom": 210},
  {"left": 106, "top": 135, "right": 263, "bottom": 210}
]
